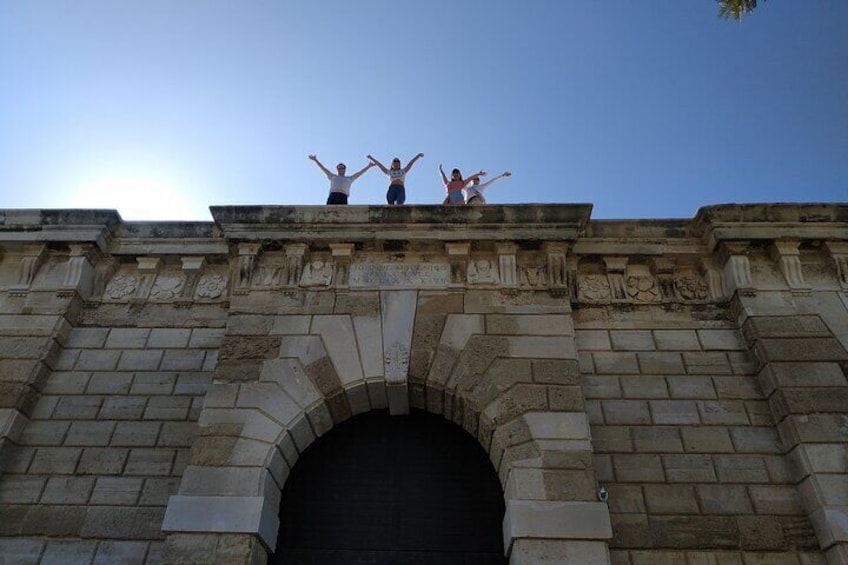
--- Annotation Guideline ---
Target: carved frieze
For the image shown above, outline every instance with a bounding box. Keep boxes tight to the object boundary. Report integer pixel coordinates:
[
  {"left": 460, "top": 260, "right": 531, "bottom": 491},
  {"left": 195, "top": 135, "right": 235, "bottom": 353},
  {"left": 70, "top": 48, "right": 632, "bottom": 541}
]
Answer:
[
  {"left": 467, "top": 259, "right": 499, "bottom": 285},
  {"left": 349, "top": 263, "right": 450, "bottom": 289},
  {"left": 674, "top": 274, "right": 709, "bottom": 301},
  {"left": 150, "top": 274, "right": 186, "bottom": 301},
  {"left": 578, "top": 274, "right": 612, "bottom": 302},
  {"left": 195, "top": 273, "right": 227, "bottom": 300},
  {"left": 104, "top": 273, "right": 139, "bottom": 300},
  {"left": 300, "top": 259, "right": 334, "bottom": 287}
]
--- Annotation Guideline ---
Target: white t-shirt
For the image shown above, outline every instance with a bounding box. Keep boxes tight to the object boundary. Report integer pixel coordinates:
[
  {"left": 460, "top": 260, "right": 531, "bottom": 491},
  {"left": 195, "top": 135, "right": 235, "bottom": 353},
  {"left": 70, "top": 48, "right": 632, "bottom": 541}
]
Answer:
[
  {"left": 329, "top": 174, "right": 354, "bottom": 196},
  {"left": 464, "top": 176, "right": 505, "bottom": 204}
]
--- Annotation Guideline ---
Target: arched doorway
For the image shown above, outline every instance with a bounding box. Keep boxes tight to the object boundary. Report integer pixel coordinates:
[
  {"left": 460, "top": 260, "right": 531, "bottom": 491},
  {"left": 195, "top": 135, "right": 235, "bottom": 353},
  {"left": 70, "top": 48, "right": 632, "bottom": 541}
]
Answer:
[{"left": 272, "top": 410, "right": 506, "bottom": 564}]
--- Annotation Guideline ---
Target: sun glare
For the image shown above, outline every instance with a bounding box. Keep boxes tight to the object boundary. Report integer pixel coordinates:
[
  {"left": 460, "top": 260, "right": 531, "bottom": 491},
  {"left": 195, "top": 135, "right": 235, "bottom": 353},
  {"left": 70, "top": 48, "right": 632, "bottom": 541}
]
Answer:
[{"left": 69, "top": 176, "right": 206, "bottom": 221}]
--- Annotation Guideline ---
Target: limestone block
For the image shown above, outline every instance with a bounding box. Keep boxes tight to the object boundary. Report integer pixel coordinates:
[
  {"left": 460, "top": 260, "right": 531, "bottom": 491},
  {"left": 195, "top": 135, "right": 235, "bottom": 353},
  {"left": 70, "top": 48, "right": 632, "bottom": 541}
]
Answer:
[
  {"left": 638, "top": 352, "right": 686, "bottom": 375},
  {"left": 350, "top": 315, "right": 382, "bottom": 379},
  {"left": 593, "top": 352, "right": 639, "bottom": 375},
  {"left": 760, "top": 362, "right": 848, "bottom": 395},
  {"left": 161, "top": 349, "right": 207, "bottom": 371},
  {"left": 652, "top": 329, "right": 701, "bottom": 351},
  {"left": 188, "top": 328, "right": 226, "bottom": 348},
  {"left": 440, "top": 314, "right": 484, "bottom": 349},
  {"left": 487, "top": 314, "right": 574, "bottom": 336},
  {"left": 698, "top": 484, "right": 754, "bottom": 514},
  {"left": 90, "top": 476, "right": 144, "bottom": 505},
  {"left": 92, "top": 541, "right": 150, "bottom": 565},
  {"left": 521, "top": 411, "right": 590, "bottom": 441},
  {"left": 64, "top": 421, "right": 115, "bottom": 447},
  {"left": 576, "top": 330, "right": 611, "bottom": 351},
  {"left": 730, "top": 426, "right": 783, "bottom": 454},
  {"left": 613, "top": 454, "right": 665, "bottom": 482},
  {"left": 51, "top": 348, "right": 80, "bottom": 370},
  {"left": 698, "top": 329, "right": 746, "bottom": 351},
  {"left": 386, "top": 382, "right": 409, "bottom": 415},
  {"left": 41, "top": 476, "right": 95, "bottom": 504},
  {"left": 86, "top": 371, "right": 133, "bottom": 394},
  {"left": 680, "top": 428, "right": 734, "bottom": 453},
  {"left": 748, "top": 485, "right": 805, "bottom": 515},
  {"left": 791, "top": 444, "right": 848, "bottom": 475},
  {"left": 0, "top": 408, "right": 28, "bottom": 444},
  {"left": 53, "top": 395, "right": 102, "bottom": 420},
  {"left": 510, "top": 539, "right": 610, "bottom": 565},
  {"left": 164, "top": 532, "right": 267, "bottom": 565},
  {"left": 667, "top": 375, "right": 717, "bottom": 399},
  {"left": 643, "top": 484, "right": 700, "bottom": 514},
  {"left": 801, "top": 473, "right": 848, "bottom": 507},
  {"left": 140, "top": 477, "right": 181, "bottom": 506},
  {"left": 125, "top": 448, "right": 175, "bottom": 476},
  {"left": 508, "top": 336, "right": 577, "bottom": 360},
  {"left": 278, "top": 335, "right": 326, "bottom": 366},
  {"left": 713, "top": 454, "right": 769, "bottom": 483},
  {"left": 503, "top": 500, "right": 612, "bottom": 551},
  {"left": 0, "top": 476, "right": 46, "bottom": 503},
  {"left": 130, "top": 372, "right": 177, "bottom": 395},
  {"left": 163, "top": 495, "right": 279, "bottom": 550},
  {"left": 174, "top": 372, "right": 212, "bottom": 396},
  {"left": 632, "top": 427, "right": 682, "bottom": 453},
  {"left": 809, "top": 507, "right": 848, "bottom": 548},
  {"left": 610, "top": 330, "right": 655, "bottom": 351},
  {"left": 756, "top": 338, "right": 848, "bottom": 364},
  {"left": 97, "top": 396, "right": 146, "bottom": 420},
  {"left": 620, "top": 375, "right": 669, "bottom": 398},
  {"left": 698, "top": 400, "right": 749, "bottom": 425},
  {"left": 663, "top": 454, "right": 717, "bottom": 483},
  {"left": 104, "top": 329, "right": 151, "bottom": 349},
  {"left": 366, "top": 379, "right": 389, "bottom": 410},
  {"left": 144, "top": 396, "right": 192, "bottom": 420},
  {"left": 75, "top": 349, "right": 121, "bottom": 371},
  {"left": 111, "top": 421, "right": 161, "bottom": 446},
  {"left": 650, "top": 515, "right": 738, "bottom": 549},
  {"left": 603, "top": 400, "right": 651, "bottom": 425},
  {"left": 311, "top": 315, "right": 366, "bottom": 386},
  {"left": 179, "top": 466, "right": 272, "bottom": 502},
  {"left": 77, "top": 447, "right": 129, "bottom": 475},
  {"left": 259, "top": 358, "right": 321, "bottom": 409},
  {"left": 532, "top": 359, "right": 581, "bottom": 385},
  {"left": 40, "top": 540, "right": 98, "bottom": 563},
  {"left": 236, "top": 382, "right": 302, "bottom": 429},
  {"left": 148, "top": 328, "right": 192, "bottom": 348},
  {"left": 650, "top": 400, "right": 700, "bottom": 425},
  {"left": 0, "top": 538, "right": 44, "bottom": 565},
  {"left": 682, "top": 352, "right": 732, "bottom": 375},
  {"left": 345, "top": 381, "right": 371, "bottom": 415},
  {"left": 483, "top": 384, "right": 547, "bottom": 426},
  {"left": 81, "top": 506, "right": 167, "bottom": 539}
]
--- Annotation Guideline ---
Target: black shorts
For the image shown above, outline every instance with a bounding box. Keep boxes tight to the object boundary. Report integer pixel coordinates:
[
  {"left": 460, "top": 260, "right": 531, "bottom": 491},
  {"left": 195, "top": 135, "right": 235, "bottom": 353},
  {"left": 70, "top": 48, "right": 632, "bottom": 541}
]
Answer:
[{"left": 326, "top": 192, "right": 348, "bottom": 205}]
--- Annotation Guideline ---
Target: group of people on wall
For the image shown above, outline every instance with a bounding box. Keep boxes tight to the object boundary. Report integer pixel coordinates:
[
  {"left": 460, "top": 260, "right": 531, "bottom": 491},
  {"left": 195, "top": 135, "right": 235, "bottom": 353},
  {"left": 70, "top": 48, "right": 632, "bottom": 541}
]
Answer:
[{"left": 308, "top": 153, "right": 511, "bottom": 206}]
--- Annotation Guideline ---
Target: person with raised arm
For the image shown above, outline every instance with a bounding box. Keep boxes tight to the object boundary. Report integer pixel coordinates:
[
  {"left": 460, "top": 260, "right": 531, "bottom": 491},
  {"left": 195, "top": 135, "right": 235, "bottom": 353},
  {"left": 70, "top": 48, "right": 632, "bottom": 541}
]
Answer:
[
  {"left": 439, "top": 164, "right": 485, "bottom": 206},
  {"left": 464, "top": 171, "right": 512, "bottom": 205},
  {"left": 308, "top": 154, "right": 374, "bottom": 205},
  {"left": 367, "top": 153, "right": 424, "bottom": 205}
]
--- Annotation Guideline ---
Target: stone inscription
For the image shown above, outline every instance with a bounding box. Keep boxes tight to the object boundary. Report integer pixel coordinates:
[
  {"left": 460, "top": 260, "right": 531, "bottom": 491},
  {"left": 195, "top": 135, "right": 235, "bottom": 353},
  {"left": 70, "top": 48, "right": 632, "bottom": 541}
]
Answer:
[{"left": 349, "top": 263, "right": 450, "bottom": 289}]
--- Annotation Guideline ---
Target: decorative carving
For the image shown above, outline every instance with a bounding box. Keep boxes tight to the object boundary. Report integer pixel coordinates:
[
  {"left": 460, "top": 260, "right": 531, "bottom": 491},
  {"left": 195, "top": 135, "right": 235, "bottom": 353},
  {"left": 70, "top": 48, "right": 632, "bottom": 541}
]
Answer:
[
  {"left": 445, "top": 242, "right": 471, "bottom": 286},
  {"left": 104, "top": 274, "right": 139, "bottom": 300},
  {"left": 330, "top": 243, "right": 355, "bottom": 287},
  {"left": 521, "top": 265, "right": 548, "bottom": 287},
  {"left": 578, "top": 274, "right": 612, "bottom": 301},
  {"left": 603, "top": 257, "right": 628, "bottom": 299},
  {"left": 196, "top": 274, "right": 227, "bottom": 299},
  {"left": 300, "top": 259, "right": 334, "bottom": 287},
  {"left": 467, "top": 259, "right": 499, "bottom": 285},
  {"left": 674, "top": 274, "right": 709, "bottom": 301},
  {"left": 384, "top": 342, "right": 410, "bottom": 384},
  {"left": 14, "top": 245, "right": 47, "bottom": 290},
  {"left": 625, "top": 275, "right": 660, "bottom": 302},
  {"left": 150, "top": 274, "right": 186, "bottom": 301},
  {"left": 496, "top": 242, "right": 519, "bottom": 288},
  {"left": 284, "top": 244, "right": 307, "bottom": 287}
]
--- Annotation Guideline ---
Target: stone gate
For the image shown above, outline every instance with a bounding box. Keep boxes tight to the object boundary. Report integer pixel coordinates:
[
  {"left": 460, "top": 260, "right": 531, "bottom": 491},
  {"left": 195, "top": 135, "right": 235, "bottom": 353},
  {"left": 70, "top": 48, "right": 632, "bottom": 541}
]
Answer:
[{"left": 0, "top": 203, "right": 846, "bottom": 564}]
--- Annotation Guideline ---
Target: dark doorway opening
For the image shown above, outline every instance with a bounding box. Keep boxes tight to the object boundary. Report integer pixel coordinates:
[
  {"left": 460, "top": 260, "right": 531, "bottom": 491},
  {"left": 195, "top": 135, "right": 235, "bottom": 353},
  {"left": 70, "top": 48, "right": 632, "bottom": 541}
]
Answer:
[{"left": 272, "top": 410, "right": 506, "bottom": 564}]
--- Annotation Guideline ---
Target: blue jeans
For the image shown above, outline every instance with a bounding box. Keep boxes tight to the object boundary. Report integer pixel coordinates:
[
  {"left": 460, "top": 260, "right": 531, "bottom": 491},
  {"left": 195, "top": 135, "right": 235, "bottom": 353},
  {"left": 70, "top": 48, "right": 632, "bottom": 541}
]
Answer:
[
  {"left": 326, "top": 192, "right": 348, "bottom": 205},
  {"left": 447, "top": 191, "right": 464, "bottom": 205},
  {"left": 387, "top": 184, "right": 406, "bottom": 205}
]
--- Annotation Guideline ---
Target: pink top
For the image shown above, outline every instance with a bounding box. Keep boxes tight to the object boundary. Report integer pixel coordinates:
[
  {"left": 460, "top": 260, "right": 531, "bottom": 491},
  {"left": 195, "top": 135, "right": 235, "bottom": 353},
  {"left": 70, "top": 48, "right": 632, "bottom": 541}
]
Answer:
[{"left": 446, "top": 179, "right": 466, "bottom": 194}]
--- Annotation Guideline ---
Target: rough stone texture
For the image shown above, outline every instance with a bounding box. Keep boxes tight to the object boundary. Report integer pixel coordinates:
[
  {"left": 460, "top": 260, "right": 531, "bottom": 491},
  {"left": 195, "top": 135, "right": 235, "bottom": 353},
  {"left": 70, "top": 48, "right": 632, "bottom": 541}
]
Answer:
[{"left": 0, "top": 203, "right": 845, "bottom": 564}]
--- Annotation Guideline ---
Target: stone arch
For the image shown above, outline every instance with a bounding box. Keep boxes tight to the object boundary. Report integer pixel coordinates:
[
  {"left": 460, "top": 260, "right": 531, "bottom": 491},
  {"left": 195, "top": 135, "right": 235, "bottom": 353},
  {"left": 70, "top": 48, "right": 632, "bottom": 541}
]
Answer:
[
  {"left": 163, "top": 289, "right": 613, "bottom": 564},
  {"left": 272, "top": 409, "right": 507, "bottom": 563}
]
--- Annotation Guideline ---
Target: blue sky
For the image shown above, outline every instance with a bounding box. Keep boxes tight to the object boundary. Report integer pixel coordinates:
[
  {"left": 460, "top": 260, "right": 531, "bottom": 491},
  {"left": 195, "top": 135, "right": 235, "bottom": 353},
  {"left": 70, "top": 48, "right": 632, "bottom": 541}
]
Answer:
[{"left": 1, "top": 1, "right": 846, "bottom": 220}]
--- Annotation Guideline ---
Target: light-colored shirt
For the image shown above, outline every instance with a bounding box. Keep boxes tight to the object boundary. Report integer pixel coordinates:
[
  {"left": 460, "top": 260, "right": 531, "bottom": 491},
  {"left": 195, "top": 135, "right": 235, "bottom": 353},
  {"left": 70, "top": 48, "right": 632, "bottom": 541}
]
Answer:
[
  {"left": 329, "top": 174, "right": 354, "bottom": 196},
  {"left": 464, "top": 176, "right": 505, "bottom": 204},
  {"left": 388, "top": 168, "right": 406, "bottom": 184}
]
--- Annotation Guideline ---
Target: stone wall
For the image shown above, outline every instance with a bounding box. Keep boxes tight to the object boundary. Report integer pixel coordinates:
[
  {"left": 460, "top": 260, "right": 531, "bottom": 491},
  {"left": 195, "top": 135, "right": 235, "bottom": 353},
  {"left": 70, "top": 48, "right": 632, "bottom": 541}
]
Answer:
[{"left": 0, "top": 204, "right": 846, "bottom": 564}]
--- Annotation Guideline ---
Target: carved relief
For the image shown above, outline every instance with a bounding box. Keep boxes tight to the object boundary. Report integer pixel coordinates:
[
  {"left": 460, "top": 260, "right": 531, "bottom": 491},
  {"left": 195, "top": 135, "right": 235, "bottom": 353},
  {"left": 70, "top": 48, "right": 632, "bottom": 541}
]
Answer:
[
  {"left": 674, "top": 274, "right": 709, "bottom": 301},
  {"left": 195, "top": 274, "right": 227, "bottom": 299},
  {"left": 467, "top": 259, "right": 499, "bottom": 285},
  {"left": 253, "top": 264, "right": 283, "bottom": 288},
  {"left": 104, "top": 273, "right": 139, "bottom": 300},
  {"left": 150, "top": 274, "right": 186, "bottom": 301},
  {"left": 300, "top": 259, "right": 334, "bottom": 287},
  {"left": 625, "top": 274, "right": 660, "bottom": 302},
  {"left": 521, "top": 265, "right": 548, "bottom": 287},
  {"left": 578, "top": 274, "right": 612, "bottom": 301},
  {"left": 349, "top": 263, "right": 450, "bottom": 288},
  {"left": 384, "top": 342, "right": 410, "bottom": 384}
]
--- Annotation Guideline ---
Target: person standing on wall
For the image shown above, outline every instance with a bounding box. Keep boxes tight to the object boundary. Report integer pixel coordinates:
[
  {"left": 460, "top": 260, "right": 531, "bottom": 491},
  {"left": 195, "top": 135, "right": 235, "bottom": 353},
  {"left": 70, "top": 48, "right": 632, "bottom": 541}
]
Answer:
[
  {"left": 464, "top": 171, "right": 511, "bottom": 205},
  {"left": 440, "top": 164, "right": 485, "bottom": 206},
  {"left": 367, "top": 152, "right": 424, "bottom": 205},
  {"left": 308, "top": 154, "right": 374, "bottom": 205}
]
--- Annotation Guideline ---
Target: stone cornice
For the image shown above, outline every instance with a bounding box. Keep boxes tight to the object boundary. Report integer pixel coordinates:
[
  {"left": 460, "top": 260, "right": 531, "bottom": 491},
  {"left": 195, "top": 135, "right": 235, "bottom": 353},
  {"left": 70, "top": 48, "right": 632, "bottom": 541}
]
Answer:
[
  {"left": 209, "top": 204, "right": 594, "bottom": 243},
  {"left": 693, "top": 203, "right": 848, "bottom": 251}
]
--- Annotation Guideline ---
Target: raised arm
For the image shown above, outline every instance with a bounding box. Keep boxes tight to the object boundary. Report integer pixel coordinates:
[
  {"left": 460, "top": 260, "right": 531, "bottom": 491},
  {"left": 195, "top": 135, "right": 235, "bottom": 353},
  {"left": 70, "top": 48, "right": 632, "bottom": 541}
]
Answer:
[
  {"left": 308, "top": 154, "right": 333, "bottom": 178},
  {"left": 439, "top": 164, "right": 449, "bottom": 185},
  {"left": 477, "top": 170, "right": 511, "bottom": 189},
  {"left": 350, "top": 161, "right": 375, "bottom": 181},
  {"left": 463, "top": 170, "right": 487, "bottom": 187},
  {"left": 367, "top": 154, "right": 389, "bottom": 174},
  {"left": 403, "top": 152, "right": 424, "bottom": 173}
]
